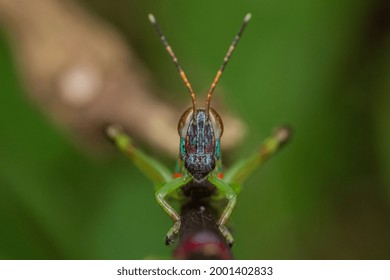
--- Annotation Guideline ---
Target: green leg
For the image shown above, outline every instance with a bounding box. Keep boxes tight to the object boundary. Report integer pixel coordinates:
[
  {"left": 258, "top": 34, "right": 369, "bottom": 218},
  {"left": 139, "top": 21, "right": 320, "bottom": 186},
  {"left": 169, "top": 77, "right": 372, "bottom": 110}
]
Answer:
[
  {"left": 156, "top": 176, "right": 192, "bottom": 245},
  {"left": 106, "top": 125, "right": 172, "bottom": 187},
  {"left": 208, "top": 175, "right": 237, "bottom": 246},
  {"left": 107, "top": 125, "right": 191, "bottom": 245},
  {"left": 224, "top": 126, "right": 291, "bottom": 194}
]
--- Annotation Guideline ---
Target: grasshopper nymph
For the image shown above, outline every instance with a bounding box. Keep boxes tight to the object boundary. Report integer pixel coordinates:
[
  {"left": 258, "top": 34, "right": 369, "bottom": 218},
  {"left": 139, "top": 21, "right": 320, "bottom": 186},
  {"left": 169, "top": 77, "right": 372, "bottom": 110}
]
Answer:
[{"left": 107, "top": 14, "right": 291, "bottom": 247}]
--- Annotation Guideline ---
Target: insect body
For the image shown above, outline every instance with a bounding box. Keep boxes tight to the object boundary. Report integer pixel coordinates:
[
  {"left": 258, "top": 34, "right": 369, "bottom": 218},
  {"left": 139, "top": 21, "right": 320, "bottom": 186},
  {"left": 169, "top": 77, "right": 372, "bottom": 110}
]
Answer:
[
  {"left": 107, "top": 14, "right": 291, "bottom": 249},
  {"left": 148, "top": 13, "right": 254, "bottom": 245}
]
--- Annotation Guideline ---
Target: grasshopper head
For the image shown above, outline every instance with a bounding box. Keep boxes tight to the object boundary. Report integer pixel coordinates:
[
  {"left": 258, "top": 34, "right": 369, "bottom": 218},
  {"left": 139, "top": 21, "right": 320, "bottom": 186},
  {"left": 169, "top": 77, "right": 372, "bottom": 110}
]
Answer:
[{"left": 178, "top": 108, "right": 223, "bottom": 182}]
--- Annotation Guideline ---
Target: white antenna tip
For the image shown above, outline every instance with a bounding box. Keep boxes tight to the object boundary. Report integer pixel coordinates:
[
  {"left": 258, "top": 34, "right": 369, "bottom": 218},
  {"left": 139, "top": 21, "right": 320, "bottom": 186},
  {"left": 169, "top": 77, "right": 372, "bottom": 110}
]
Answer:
[
  {"left": 244, "top": 13, "right": 252, "bottom": 22},
  {"left": 148, "top": 14, "right": 156, "bottom": 24}
]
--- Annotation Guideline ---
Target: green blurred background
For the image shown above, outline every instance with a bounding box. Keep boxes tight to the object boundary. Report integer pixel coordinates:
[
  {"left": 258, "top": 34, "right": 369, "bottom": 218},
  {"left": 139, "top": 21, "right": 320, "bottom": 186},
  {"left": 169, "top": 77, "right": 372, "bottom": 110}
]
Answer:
[{"left": 1, "top": 0, "right": 389, "bottom": 259}]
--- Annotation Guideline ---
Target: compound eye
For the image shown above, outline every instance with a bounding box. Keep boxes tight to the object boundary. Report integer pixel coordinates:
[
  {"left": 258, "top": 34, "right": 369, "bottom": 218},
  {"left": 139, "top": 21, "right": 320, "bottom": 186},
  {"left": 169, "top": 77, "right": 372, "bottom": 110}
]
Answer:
[
  {"left": 209, "top": 108, "right": 224, "bottom": 139},
  {"left": 177, "top": 107, "right": 194, "bottom": 138}
]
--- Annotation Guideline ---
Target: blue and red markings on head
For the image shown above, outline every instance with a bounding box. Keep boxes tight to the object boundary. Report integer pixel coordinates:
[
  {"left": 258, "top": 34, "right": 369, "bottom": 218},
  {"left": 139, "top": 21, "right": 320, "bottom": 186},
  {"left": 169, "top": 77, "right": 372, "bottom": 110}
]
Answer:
[{"left": 178, "top": 108, "right": 224, "bottom": 182}]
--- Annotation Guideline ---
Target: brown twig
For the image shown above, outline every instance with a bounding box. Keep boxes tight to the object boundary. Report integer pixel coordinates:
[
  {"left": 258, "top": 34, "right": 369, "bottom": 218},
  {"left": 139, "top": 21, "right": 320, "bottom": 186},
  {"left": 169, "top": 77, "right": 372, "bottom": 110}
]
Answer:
[{"left": 174, "top": 182, "right": 233, "bottom": 260}]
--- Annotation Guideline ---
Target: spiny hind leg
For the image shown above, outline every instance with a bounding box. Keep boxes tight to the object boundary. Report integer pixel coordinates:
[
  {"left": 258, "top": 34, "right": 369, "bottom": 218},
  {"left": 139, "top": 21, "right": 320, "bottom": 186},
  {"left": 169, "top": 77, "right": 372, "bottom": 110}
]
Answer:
[
  {"left": 208, "top": 175, "right": 237, "bottom": 247},
  {"left": 223, "top": 126, "right": 292, "bottom": 192},
  {"left": 106, "top": 125, "right": 172, "bottom": 186}
]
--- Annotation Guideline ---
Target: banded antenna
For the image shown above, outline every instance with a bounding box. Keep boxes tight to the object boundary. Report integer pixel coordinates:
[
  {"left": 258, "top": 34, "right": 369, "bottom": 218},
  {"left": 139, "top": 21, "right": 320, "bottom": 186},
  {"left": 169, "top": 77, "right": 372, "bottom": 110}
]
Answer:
[
  {"left": 205, "top": 13, "right": 252, "bottom": 116},
  {"left": 148, "top": 14, "right": 197, "bottom": 116}
]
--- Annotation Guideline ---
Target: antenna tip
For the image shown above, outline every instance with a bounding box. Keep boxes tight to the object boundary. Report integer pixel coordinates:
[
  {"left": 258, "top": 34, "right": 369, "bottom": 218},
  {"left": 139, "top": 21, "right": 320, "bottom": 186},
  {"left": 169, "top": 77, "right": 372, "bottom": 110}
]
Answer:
[
  {"left": 244, "top": 13, "right": 252, "bottom": 22},
  {"left": 148, "top": 14, "right": 156, "bottom": 24}
]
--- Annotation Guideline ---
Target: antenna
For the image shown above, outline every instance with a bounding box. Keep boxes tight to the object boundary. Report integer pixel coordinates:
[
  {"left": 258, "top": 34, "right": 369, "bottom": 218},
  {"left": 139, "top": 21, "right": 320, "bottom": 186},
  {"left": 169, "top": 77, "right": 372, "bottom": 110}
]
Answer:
[
  {"left": 205, "top": 13, "right": 251, "bottom": 115},
  {"left": 148, "top": 14, "right": 197, "bottom": 116}
]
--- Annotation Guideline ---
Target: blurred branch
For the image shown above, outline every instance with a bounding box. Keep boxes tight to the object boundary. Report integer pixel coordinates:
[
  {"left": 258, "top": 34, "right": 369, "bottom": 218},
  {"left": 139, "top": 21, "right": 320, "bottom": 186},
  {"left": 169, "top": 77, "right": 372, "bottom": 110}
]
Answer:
[
  {"left": 0, "top": 0, "right": 245, "bottom": 156},
  {"left": 174, "top": 197, "right": 233, "bottom": 260}
]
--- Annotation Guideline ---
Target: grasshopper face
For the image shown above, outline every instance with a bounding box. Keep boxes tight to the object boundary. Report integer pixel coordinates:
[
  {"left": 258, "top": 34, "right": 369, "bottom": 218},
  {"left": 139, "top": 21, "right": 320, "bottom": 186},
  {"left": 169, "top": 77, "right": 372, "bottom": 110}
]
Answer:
[{"left": 178, "top": 108, "right": 223, "bottom": 182}]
